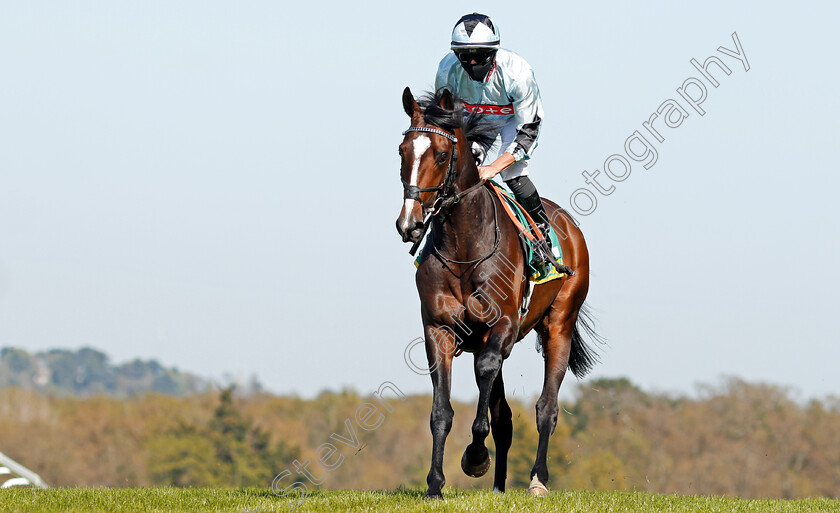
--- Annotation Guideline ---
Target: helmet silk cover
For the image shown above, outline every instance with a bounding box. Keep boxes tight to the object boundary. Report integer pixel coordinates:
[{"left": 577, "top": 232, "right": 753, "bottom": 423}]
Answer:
[{"left": 451, "top": 13, "right": 500, "bottom": 81}]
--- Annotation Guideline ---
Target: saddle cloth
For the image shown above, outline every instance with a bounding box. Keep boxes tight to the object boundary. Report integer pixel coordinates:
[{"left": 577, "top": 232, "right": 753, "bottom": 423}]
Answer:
[{"left": 486, "top": 180, "right": 564, "bottom": 285}]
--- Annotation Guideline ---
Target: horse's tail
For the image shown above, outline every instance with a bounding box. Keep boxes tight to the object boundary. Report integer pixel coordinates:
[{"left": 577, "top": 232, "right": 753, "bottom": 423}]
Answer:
[{"left": 568, "top": 303, "right": 603, "bottom": 378}]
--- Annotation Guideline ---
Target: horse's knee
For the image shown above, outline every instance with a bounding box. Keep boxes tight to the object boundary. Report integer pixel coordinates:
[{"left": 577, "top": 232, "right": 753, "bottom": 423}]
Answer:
[
  {"left": 430, "top": 404, "right": 454, "bottom": 437},
  {"left": 476, "top": 352, "right": 502, "bottom": 382}
]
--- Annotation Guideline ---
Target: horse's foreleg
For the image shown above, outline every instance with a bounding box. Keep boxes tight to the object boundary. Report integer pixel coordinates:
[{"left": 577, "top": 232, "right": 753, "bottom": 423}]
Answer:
[
  {"left": 424, "top": 328, "right": 454, "bottom": 499},
  {"left": 530, "top": 313, "right": 574, "bottom": 496},
  {"left": 462, "top": 319, "right": 516, "bottom": 479},
  {"left": 489, "top": 370, "right": 513, "bottom": 492}
]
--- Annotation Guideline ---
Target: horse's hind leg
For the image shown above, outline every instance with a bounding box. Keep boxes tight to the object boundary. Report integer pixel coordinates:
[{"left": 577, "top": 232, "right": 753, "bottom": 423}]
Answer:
[
  {"left": 489, "top": 369, "right": 513, "bottom": 492},
  {"left": 529, "top": 304, "right": 576, "bottom": 496}
]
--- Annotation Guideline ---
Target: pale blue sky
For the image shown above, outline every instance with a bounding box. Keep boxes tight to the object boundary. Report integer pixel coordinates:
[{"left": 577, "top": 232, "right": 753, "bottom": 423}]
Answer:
[{"left": 1, "top": 1, "right": 838, "bottom": 402}]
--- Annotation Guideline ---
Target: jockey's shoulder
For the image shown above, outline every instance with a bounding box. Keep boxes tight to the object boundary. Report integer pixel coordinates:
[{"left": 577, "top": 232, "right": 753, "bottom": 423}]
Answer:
[
  {"left": 438, "top": 52, "right": 459, "bottom": 70},
  {"left": 494, "top": 49, "right": 534, "bottom": 75}
]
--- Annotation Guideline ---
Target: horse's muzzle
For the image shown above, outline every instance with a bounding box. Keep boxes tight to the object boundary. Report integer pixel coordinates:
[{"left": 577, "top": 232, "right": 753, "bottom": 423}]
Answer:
[{"left": 396, "top": 218, "right": 425, "bottom": 244}]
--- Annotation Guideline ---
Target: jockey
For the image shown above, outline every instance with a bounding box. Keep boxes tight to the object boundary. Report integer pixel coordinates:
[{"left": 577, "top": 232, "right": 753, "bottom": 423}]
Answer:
[{"left": 435, "top": 12, "right": 558, "bottom": 271}]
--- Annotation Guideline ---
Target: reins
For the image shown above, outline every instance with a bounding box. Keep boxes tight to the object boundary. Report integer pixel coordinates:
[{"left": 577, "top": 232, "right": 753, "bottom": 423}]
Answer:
[{"left": 431, "top": 186, "right": 501, "bottom": 279}]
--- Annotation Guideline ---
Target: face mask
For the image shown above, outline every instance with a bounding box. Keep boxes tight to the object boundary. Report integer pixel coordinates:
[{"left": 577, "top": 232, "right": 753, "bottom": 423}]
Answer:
[{"left": 456, "top": 50, "right": 496, "bottom": 81}]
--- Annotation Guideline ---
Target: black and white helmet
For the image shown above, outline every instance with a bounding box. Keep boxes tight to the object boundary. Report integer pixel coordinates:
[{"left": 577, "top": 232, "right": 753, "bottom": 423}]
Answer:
[
  {"left": 450, "top": 13, "right": 500, "bottom": 50},
  {"left": 450, "top": 13, "right": 500, "bottom": 81}
]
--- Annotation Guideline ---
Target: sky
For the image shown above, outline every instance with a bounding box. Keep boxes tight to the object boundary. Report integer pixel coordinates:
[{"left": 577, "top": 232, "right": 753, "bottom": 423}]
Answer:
[{"left": 1, "top": 1, "right": 838, "bottom": 403}]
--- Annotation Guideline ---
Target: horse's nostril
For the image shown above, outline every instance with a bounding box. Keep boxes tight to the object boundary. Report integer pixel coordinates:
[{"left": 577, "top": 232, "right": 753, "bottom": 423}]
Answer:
[{"left": 409, "top": 222, "right": 426, "bottom": 241}]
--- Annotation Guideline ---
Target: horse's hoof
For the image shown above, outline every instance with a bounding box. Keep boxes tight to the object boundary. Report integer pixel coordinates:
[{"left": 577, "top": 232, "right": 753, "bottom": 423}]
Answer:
[
  {"left": 528, "top": 476, "right": 549, "bottom": 497},
  {"left": 423, "top": 491, "right": 443, "bottom": 500},
  {"left": 461, "top": 449, "right": 491, "bottom": 478}
]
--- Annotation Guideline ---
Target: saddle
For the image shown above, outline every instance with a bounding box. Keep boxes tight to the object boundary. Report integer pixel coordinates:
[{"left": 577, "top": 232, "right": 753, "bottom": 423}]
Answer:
[{"left": 485, "top": 181, "right": 567, "bottom": 285}]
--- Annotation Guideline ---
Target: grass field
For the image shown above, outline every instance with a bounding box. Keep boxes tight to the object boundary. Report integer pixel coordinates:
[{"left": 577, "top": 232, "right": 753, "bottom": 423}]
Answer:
[{"left": 0, "top": 488, "right": 837, "bottom": 513}]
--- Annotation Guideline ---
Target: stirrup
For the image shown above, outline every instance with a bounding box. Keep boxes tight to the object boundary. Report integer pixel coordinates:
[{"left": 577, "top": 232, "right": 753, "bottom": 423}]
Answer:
[
  {"left": 533, "top": 224, "right": 575, "bottom": 277},
  {"left": 531, "top": 224, "right": 553, "bottom": 261},
  {"left": 533, "top": 241, "right": 552, "bottom": 264}
]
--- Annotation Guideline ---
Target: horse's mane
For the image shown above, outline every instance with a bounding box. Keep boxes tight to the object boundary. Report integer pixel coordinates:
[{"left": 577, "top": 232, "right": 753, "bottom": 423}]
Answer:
[{"left": 417, "top": 89, "right": 501, "bottom": 154}]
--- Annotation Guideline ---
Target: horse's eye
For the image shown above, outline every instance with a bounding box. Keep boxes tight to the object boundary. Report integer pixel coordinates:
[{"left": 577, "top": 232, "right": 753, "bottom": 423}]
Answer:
[{"left": 437, "top": 152, "right": 448, "bottom": 164}]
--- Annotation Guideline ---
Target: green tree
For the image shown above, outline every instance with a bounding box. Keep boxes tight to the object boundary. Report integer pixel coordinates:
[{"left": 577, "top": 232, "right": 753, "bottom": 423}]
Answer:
[
  {"left": 146, "top": 422, "right": 221, "bottom": 486},
  {"left": 146, "top": 387, "right": 298, "bottom": 487}
]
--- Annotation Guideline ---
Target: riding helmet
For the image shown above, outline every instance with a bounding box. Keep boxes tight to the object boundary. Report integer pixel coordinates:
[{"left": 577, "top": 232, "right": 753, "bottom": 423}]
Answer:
[{"left": 450, "top": 13, "right": 500, "bottom": 81}]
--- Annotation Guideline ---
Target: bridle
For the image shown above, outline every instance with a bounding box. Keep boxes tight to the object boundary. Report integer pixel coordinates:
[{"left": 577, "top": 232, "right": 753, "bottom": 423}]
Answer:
[
  {"left": 400, "top": 126, "right": 460, "bottom": 215},
  {"left": 400, "top": 125, "right": 494, "bottom": 259}
]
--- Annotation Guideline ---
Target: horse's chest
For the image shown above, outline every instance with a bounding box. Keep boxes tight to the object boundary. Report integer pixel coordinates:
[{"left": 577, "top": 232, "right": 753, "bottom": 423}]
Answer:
[{"left": 426, "top": 286, "right": 511, "bottom": 334}]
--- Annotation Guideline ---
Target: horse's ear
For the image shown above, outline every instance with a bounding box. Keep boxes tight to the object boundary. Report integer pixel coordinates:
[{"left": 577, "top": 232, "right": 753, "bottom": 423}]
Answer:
[
  {"left": 402, "top": 87, "right": 420, "bottom": 119},
  {"left": 439, "top": 89, "right": 454, "bottom": 111}
]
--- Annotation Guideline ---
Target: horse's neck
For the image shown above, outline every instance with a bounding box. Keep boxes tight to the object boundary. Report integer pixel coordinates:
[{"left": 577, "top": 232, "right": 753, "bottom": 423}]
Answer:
[
  {"left": 433, "top": 156, "right": 495, "bottom": 258},
  {"left": 449, "top": 135, "right": 482, "bottom": 195}
]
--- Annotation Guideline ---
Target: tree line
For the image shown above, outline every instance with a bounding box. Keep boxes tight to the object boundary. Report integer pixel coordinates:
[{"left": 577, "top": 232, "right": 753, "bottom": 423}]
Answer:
[
  {"left": 0, "top": 377, "right": 837, "bottom": 498},
  {"left": 0, "top": 347, "right": 214, "bottom": 398}
]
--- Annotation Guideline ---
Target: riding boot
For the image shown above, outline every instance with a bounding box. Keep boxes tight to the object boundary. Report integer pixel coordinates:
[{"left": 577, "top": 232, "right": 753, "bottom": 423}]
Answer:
[
  {"left": 505, "top": 176, "right": 556, "bottom": 271},
  {"left": 505, "top": 175, "right": 551, "bottom": 252}
]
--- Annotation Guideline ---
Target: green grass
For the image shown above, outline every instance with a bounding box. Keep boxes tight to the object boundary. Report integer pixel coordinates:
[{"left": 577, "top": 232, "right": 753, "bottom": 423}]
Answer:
[{"left": 0, "top": 488, "right": 836, "bottom": 513}]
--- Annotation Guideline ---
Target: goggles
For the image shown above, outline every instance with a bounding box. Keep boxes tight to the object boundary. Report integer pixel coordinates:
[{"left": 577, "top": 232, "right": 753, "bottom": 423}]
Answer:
[{"left": 455, "top": 49, "right": 496, "bottom": 66}]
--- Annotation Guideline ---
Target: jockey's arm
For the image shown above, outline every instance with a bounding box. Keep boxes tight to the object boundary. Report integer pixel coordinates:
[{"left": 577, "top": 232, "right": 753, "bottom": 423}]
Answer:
[
  {"left": 478, "top": 153, "right": 515, "bottom": 181},
  {"left": 480, "top": 64, "right": 543, "bottom": 181}
]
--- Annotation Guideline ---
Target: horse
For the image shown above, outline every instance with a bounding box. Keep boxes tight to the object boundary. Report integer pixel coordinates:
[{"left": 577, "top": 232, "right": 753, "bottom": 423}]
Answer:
[{"left": 395, "top": 87, "right": 600, "bottom": 498}]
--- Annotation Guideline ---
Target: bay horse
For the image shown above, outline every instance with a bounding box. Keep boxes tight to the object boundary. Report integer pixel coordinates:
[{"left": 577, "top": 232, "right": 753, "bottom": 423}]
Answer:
[{"left": 395, "top": 87, "right": 599, "bottom": 498}]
